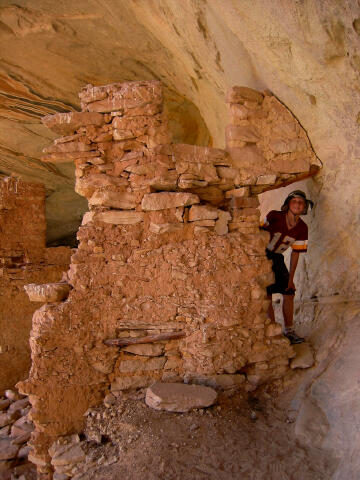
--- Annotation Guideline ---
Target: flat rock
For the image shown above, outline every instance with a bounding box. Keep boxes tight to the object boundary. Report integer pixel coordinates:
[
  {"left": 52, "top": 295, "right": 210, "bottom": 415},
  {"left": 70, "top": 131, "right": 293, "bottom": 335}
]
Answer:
[
  {"left": 0, "top": 413, "right": 12, "bottom": 428},
  {"left": 141, "top": 192, "right": 200, "bottom": 211},
  {"left": 187, "top": 374, "right": 246, "bottom": 390},
  {"left": 145, "top": 382, "right": 217, "bottom": 412},
  {"left": 42, "top": 112, "right": 104, "bottom": 135},
  {"left": 0, "top": 438, "right": 19, "bottom": 460},
  {"left": 119, "top": 357, "right": 166, "bottom": 373},
  {"left": 7, "top": 398, "right": 29, "bottom": 415},
  {"left": 188, "top": 205, "right": 218, "bottom": 221},
  {"left": 96, "top": 210, "right": 144, "bottom": 225},
  {"left": 111, "top": 376, "right": 153, "bottom": 392},
  {"left": 122, "top": 344, "right": 164, "bottom": 356},
  {"left": 290, "top": 342, "right": 314, "bottom": 369},
  {"left": 24, "top": 283, "right": 70, "bottom": 303},
  {"left": 0, "top": 400, "right": 11, "bottom": 411},
  {"left": 89, "top": 190, "right": 137, "bottom": 209},
  {"left": 51, "top": 444, "right": 85, "bottom": 467}
]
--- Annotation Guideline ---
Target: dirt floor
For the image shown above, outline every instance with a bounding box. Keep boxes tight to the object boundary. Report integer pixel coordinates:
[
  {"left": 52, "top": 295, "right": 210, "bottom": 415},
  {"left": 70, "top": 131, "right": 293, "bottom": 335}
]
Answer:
[{"left": 69, "top": 379, "right": 337, "bottom": 480}]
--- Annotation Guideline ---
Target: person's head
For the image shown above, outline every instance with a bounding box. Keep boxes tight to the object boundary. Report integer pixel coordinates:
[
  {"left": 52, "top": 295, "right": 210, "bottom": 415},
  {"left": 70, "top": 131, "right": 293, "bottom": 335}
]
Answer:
[{"left": 281, "top": 190, "right": 313, "bottom": 215}]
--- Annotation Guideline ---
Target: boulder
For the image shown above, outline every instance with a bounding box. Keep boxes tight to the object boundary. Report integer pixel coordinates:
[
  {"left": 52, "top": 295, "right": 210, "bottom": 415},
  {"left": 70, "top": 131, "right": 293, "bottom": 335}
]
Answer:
[{"left": 145, "top": 382, "right": 217, "bottom": 412}]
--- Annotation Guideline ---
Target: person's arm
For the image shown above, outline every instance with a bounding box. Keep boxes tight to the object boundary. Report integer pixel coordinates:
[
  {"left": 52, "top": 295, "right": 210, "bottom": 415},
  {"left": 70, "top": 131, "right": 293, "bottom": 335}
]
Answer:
[{"left": 286, "top": 250, "right": 300, "bottom": 291}]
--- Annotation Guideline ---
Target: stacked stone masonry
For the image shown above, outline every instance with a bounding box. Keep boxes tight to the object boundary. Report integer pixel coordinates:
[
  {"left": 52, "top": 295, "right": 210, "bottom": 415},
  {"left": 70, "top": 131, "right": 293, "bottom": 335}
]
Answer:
[
  {"left": 0, "top": 178, "right": 71, "bottom": 394},
  {"left": 18, "top": 81, "right": 320, "bottom": 477}
]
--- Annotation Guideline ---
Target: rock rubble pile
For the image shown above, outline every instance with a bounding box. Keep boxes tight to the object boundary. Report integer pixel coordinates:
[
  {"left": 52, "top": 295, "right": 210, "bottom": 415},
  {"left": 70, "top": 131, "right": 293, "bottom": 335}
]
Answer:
[{"left": 0, "top": 390, "right": 35, "bottom": 479}]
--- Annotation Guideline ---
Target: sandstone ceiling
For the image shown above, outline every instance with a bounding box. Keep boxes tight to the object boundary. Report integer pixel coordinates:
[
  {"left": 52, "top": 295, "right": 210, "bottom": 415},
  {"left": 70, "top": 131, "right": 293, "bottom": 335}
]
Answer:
[{"left": 0, "top": 0, "right": 359, "bottom": 296}]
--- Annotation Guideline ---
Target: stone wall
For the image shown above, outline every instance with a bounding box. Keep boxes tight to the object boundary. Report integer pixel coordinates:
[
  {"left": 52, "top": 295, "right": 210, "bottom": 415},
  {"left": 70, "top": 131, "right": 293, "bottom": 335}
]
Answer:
[
  {"left": 0, "top": 178, "right": 71, "bottom": 393},
  {"left": 18, "top": 80, "right": 319, "bottom": 477},
  {"left": 0, "top": 178, "right": 45, "bottom": 264}
]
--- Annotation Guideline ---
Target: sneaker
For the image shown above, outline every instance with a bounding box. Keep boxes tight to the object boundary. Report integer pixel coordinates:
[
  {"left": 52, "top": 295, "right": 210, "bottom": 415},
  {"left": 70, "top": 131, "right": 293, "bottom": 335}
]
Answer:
[{"left": 284, "top": 331, "right": 305, "bottom": 344}]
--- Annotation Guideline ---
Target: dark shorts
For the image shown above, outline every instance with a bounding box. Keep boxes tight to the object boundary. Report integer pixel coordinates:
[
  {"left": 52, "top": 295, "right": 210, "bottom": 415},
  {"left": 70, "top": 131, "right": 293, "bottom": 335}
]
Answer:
[{"left": 266, "top": 249, "right": 295, "bottom": 296}]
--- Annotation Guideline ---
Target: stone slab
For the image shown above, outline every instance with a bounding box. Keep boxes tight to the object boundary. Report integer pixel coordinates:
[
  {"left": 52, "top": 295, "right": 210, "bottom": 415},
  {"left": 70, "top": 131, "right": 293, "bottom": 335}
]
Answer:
[
  {"left": 145, "top": 382, "right": 217, "bottom": 412},
  {"left": 96, "top": 210, "right": 144, "bottom": 225},
  {"left": 0, "top": 438, "right": 19, "bottom": 460},
  {"left": 141, "top": 192, "right": 200, "bottom": 211},
  {"left": 89, "top": 190, "right": 137, "bottom": 209},
  {"left": 24, "top": 283, "right": 70, "bottom": 303}
]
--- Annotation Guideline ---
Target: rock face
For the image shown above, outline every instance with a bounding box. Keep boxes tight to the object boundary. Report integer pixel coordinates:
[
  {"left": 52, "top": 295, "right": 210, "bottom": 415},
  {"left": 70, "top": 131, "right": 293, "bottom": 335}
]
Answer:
[
  {"left": 145, "top": 382, "right": 217, "bottom": 412},
  {"left": 291, "top": 303, "right": 360, "bottom": 480},
  {"left": 0, "top": 178, "right": 71, "bottom": 393}
]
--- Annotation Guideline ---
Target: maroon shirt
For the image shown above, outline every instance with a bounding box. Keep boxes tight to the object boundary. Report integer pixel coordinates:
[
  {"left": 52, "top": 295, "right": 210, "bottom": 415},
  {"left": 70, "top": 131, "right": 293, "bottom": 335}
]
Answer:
[{"left": 261, "top": 210, "right": 308, "bottom": 254}]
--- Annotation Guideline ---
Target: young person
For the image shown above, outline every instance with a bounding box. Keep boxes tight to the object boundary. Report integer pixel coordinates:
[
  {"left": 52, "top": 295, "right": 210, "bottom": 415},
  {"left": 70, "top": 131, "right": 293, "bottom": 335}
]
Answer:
[{"left": 261, "top": 190, "right": 313, "bottom": 344}]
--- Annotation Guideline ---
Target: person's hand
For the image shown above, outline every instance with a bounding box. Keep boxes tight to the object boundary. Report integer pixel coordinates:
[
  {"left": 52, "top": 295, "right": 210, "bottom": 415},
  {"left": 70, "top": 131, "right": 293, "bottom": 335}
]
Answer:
[{"left": 286, "top": 279, "right": 296, "bottom": 292}]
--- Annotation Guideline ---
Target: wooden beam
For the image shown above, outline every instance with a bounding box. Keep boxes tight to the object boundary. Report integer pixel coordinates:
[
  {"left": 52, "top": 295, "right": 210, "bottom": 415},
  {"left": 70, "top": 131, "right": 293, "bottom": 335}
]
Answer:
[{"left": 103, "top": 331, "right": 185, "bottom": 347}]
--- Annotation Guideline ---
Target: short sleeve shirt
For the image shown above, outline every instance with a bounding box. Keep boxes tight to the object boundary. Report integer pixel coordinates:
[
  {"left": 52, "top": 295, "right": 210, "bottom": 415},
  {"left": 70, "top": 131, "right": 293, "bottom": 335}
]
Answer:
[{"left": 260, "top": 210, "right": 308, "bottom": 254}]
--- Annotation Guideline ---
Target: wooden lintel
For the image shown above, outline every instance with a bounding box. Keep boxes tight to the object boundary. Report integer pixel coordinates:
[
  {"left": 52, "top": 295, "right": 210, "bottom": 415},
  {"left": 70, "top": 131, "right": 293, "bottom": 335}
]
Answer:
[{"left": 103, "top": 331, "right": 185, "bottom": 347}]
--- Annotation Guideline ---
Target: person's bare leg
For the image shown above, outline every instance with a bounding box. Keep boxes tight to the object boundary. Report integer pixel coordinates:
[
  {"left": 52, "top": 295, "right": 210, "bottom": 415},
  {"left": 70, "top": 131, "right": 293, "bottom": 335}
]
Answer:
[
  {"left": 282, "top": 294, "right": 294, "bottom": 329},
  {"left": 267, "top": 295, "right": 275, "bottom": 322}
]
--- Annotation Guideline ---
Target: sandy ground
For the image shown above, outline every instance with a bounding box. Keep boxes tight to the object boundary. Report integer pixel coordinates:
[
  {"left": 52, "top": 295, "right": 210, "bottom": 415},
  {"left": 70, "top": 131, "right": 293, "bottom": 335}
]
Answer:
[{"left": 72, "top": 380, "right": 337, "bottom": 480}]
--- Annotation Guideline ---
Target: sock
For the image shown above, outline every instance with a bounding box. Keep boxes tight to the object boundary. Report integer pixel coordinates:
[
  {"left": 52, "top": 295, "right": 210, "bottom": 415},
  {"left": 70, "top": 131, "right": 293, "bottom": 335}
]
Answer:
[{"left": 284, "top": 326, "right": 295, "bottom": 334}]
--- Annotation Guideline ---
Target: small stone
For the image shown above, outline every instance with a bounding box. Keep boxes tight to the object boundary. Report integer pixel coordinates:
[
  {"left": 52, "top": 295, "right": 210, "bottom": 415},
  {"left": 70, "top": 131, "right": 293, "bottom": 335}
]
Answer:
[
  {"left": 4, "top": 390, "right": 22, "bottom": 402},
  {"left": 0, "top": 438, "right": 19, "bottom": 460},
  {"left": 188, "top": 374, "right": 245, "bottom": 390},
  {"left": 0, "top": 400, "right": 11, "bottom": 411},
  {"left": 103, "top": 394, "right": 116, "bottom": 407},
  {"left": 53, "top": 473, "right": 69, "bottom": 480},
  {"left": 24, "top": 283, "right": 70, "bottom": 303},
  {"left": 96, "top": 210, "right": 144, "bottom": 225},
  {"left": 265, "top": 323, "right": 283, "bottom": 337},
  {"left": 119, "top": 357, "right": 166, "bottom": 373},
  {"left": 149, "top": 223, "right": 184, "bottom": 234},
  {"left": 17, "top": 445, "right": 31, "bottom": 459},
  {"left": 290, "top": 343, "right": 314, "bottom": 369},
  {"left": 188, "top": 205, "right": 218, "bottom": 221},
  {"left": 122, "top": 344, "right": 164, "bottom": 357},
  {"left": 226, "top": 125, "right": 260, "bottom": 143},
  {"left": 51, "top": 444, "right": 85, "bottom": 467},
  {"left": 7, "top": 397, "right": 29, "bottom": 415},
  {"left": 141, "top": 192, "right": 200, "bottom": 211},
  {"left": 225, "top": 187, "right": 249, "bottom": 198},
  {"left": 111, "top": 376, "right": 153, "bottom": 392},
  {"left": 0, "top": 413, "right": 14, "bottom": 428},
  {"left": 256, "top": 174, "right": 277, "bottom": 185},
  {"left": 145, "top": 382, "right": 217, "bottom": 412},
  {"left": 214, "top": 210, "right": 231, "bottom": 235},
  {"left": 89, "top": 190, "right": 137, "bottom": 209},
  {"left": 0, "top": 425, "right": 10, "bottom": 437}
]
